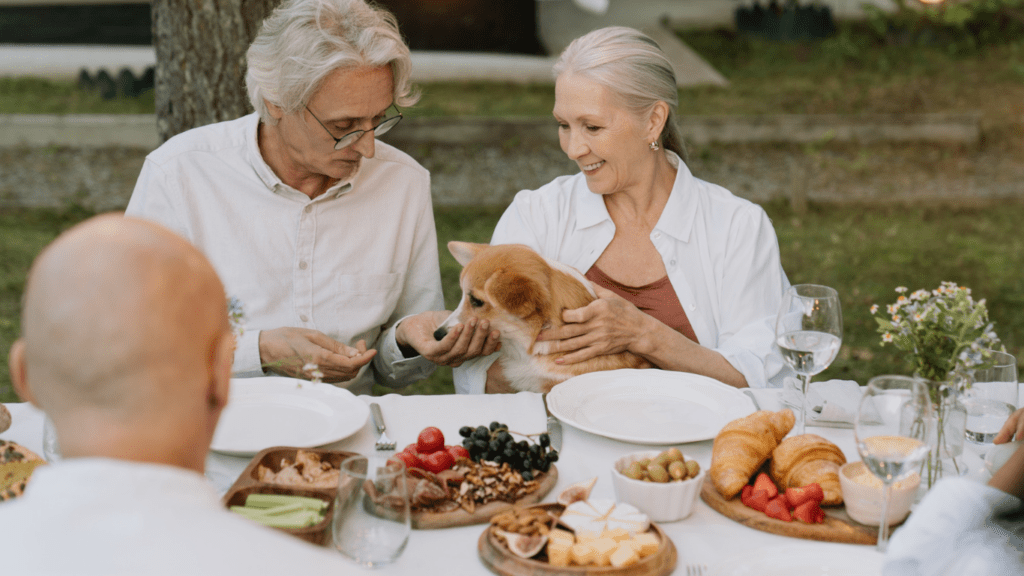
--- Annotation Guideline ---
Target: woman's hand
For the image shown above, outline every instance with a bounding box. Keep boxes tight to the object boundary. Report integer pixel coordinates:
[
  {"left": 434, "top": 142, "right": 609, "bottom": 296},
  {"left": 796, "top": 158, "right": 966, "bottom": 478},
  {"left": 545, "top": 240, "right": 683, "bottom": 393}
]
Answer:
[
  {"left": 994, "top": 407, "right": 1024, "bottom": 444},
  {"left": 536, "top": 285, "right": 651, "bottom": 364}
]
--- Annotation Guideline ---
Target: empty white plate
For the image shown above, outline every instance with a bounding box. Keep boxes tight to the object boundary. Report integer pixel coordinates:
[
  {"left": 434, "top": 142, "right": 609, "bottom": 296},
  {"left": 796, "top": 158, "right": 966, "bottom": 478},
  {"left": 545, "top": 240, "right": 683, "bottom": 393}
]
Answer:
[
  {"left": 211, "top": 376, "right": 369, "bottom": 456},
  {"left": 546, "top": 369, "right": 756, "bottom": 444}
]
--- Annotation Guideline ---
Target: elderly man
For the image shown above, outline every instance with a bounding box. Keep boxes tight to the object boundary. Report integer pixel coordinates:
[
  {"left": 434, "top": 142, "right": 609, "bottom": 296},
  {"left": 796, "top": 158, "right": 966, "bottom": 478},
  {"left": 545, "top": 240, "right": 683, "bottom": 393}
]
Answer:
[
  {"left": 0, "top": 215, "right": 353, "bottom": 573},
  {"left": 126, "top": 0, "right": 497, "bottom": 394}
]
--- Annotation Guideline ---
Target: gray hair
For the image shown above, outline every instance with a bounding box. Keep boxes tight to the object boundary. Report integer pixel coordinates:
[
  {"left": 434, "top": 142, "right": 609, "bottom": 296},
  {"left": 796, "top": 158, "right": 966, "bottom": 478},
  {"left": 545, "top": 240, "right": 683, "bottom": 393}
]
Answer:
[
  {"left": 553, "top": 26, "right": 685, "bottom": 159},
  {"left": 246, "top": 0, "right": 419, "bottom": 124}
]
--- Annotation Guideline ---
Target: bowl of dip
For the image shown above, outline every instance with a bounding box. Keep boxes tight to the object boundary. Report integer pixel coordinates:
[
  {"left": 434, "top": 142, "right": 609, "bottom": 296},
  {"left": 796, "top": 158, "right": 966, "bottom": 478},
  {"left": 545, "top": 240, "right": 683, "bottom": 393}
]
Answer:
[{"left": 839, "top": 461, "right": 919, "bottom": 527}]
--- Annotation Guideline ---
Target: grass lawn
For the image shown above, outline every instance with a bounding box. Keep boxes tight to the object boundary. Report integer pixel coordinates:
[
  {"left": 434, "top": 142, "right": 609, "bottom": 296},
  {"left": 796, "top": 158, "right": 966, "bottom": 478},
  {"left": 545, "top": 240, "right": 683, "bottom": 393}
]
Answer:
[{"left": 3, "top": 201, "right": 1021, "bottom": 403}]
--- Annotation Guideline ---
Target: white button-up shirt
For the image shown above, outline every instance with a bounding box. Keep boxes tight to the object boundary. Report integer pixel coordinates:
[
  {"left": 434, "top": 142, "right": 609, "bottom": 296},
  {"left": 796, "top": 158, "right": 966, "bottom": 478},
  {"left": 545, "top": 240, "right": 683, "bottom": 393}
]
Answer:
[
  {"left": 454, "top": 152, "right": 791, "bottom": 392},
  {"left": 126, "top": 113, "right": 442, "bottom": 394},
  {"left": 0, "top": 458, "right": 352, "bottom": 575}
]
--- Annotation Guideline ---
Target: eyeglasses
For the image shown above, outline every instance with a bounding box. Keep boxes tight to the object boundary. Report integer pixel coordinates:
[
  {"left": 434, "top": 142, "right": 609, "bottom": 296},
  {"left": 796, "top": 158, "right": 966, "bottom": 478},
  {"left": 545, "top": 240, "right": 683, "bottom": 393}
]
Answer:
[{"left": 305, "top": 104, "right": 403, "bottom": 150}]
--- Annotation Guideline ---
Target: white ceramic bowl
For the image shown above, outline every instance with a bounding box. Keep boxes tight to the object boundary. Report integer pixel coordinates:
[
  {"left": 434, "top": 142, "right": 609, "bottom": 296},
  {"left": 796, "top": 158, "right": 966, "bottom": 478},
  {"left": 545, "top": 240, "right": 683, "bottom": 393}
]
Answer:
[
  {"left": 839, "top": 461, "right": 919, "bottom": 526},
  {"left": 610, "top": 450, "right": 705, "bottom": 523}
]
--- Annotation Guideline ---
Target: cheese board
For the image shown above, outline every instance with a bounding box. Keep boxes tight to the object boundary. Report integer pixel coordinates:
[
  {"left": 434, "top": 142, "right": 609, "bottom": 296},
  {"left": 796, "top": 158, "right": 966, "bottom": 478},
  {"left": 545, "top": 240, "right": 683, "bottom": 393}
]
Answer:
[
  {"left": 699, "top": 476, "right": 885, "bottom": 545},
  {"left": 477, "top": 503, "right": 677, "bottom": 576}
]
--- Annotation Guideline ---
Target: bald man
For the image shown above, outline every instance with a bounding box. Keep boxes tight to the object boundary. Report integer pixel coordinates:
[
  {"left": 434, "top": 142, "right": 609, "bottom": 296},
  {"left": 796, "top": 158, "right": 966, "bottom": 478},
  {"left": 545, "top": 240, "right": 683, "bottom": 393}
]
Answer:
[{"left": 0, "top": 215, "right": 352, "bottom": 574}]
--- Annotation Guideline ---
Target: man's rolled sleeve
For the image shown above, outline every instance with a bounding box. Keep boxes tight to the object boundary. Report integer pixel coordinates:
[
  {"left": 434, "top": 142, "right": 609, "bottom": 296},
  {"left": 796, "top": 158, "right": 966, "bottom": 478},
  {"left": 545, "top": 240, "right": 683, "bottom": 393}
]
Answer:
[{"left": 373, "top": 321, "right": 437, "bottom": 388}]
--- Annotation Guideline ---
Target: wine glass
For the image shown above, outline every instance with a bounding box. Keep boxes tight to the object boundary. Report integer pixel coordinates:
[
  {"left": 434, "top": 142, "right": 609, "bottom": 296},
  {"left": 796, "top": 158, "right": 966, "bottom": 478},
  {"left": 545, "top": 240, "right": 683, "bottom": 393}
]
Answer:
[
  {"left": 332, "top": 455, "right": 411, "bottom": 567},
  {"left": 963, "top": 350, "right": 1018, "bottom": 453},
  {"left": 855, "top": 375, "right": 933, "bottom": 552},
  {"left": 775, "top": 284, "right": 843, "bottom": 435}
]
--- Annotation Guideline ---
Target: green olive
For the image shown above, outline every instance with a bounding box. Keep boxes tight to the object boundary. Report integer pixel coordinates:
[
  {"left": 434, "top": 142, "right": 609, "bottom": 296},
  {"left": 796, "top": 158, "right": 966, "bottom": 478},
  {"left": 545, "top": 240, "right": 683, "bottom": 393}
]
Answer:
[
  {"left": 685, "top": 460, "right": 700, "bottom": 478},
  {"left": 652, "top": 452, "right": 674, "bottom": 469},
  {"left": 665, "top": 448, "right": 685, "bottom": 463},
  {"left": 668, "top": 460, "right": 687, "bottom": 480},
  {"left": 647, "top": 463, "right": 670, "bottom": 483},
  {"left": 623, "top": 461, "right": 646, "bottom": 480}
]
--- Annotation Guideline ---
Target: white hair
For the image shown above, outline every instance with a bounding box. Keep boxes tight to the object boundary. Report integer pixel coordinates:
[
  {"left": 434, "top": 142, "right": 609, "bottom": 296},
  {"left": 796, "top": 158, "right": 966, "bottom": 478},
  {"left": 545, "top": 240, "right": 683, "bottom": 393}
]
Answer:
[
  {"left": 553, "top": 26, "right": 685, "bottom": 159},
  {"left": 246, "top": 0, "right": 419, "bottom": 124}
]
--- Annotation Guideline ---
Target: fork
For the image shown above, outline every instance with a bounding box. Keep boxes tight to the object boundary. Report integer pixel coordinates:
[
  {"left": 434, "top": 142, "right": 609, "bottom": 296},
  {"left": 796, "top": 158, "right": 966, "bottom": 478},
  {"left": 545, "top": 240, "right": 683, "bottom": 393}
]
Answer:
[
  {"left": 686, "top": 563, "right": 707, "bottom": 576},
  {"left": 369, "top": 403, "right": 395, "bottom": 451}
]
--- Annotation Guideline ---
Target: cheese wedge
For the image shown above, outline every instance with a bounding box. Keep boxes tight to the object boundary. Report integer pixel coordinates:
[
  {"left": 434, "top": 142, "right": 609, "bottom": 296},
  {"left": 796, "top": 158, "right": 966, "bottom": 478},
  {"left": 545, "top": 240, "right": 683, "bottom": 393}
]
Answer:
[
  {"left": 547, "top": 540, "right": 571, "bottom": 567},
  {"left": 610, "top": 543, "right": 640, "bottom": 568},
  {"left": 590, "top": 537, "right": 617, "bottom": 566},
  {"left": 632, "top": 532, "right": 660, "bottom": 557},
  {"left": 570, "top": 542, "right": 597, "bottom": 566},
  {"left": 548, "top": 528, "right": 575, "bottom": 546},
  {"left": 602, "top": 527, "right": 631, "bottom": 542},
  {"left": 560, "top": 499, "right": 651, "bottom": 535}
]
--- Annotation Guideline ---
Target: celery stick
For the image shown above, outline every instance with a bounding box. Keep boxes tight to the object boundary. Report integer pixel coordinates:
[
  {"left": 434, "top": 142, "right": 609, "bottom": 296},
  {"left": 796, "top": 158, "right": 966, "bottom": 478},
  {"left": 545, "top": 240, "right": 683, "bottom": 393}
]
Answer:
[{"left": 244, "top": 493, "right": 327, "bottom": 510}]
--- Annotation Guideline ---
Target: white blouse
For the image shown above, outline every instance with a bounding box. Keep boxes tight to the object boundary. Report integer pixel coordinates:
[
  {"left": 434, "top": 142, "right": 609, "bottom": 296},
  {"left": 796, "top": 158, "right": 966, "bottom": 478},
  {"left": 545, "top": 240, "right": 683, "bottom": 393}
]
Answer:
[{"left": 454, "top": 152, "right": 792, "bottom": 393}]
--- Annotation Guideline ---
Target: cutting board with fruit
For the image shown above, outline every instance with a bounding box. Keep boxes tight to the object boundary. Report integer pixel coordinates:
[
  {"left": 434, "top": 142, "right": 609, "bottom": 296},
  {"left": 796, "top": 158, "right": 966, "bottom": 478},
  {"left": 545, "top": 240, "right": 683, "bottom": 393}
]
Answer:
[
  {"left": 700, "top": 476, "right": 878, "bottom": 545},
  {"left": 410, "top": 466, "right": 558, "bottom": 529},
  {"left": 478, "top": 503, "right": 676, "bottom": 576}
]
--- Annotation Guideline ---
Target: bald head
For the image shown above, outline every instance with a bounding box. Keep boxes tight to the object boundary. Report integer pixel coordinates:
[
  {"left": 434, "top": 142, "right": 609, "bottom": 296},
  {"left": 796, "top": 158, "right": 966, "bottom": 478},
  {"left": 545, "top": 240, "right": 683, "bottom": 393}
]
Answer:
[{"left": 10, "top": 215, "right": 233, "bottom": 466}]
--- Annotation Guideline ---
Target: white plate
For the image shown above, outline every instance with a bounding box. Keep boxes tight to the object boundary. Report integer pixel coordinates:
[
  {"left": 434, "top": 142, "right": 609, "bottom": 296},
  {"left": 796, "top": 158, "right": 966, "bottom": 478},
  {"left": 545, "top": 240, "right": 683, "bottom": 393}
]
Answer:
[
  {"left": 546, "top": 369, "right": 756, "bottom": 444},
  {"left": 210, "top": 376, "right": 369, "bottom": 456},
  {"left": 714, "top": 544, "right": 883, "bottom": 575}
]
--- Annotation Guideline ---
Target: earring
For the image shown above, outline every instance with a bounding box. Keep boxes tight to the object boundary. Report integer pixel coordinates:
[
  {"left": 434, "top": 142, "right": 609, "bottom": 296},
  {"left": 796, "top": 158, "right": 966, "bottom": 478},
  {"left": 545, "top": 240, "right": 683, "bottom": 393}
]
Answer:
[{"left": 649, "top": 141, "right": 660, "bottom": 151}]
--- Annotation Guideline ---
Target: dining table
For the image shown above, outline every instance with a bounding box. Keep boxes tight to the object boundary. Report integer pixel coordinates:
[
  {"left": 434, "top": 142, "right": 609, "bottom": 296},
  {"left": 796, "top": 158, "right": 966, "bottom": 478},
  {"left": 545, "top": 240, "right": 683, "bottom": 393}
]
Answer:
[{"left": 1, "top": 381, "right": 1010, "bottom": 576}]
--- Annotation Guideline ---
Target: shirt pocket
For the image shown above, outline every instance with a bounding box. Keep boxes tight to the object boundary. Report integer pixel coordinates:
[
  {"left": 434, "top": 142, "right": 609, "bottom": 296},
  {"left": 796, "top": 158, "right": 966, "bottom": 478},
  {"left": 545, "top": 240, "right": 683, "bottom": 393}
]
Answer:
[{"left": 335, "top": 272, "right": 404, "bottom": 329}]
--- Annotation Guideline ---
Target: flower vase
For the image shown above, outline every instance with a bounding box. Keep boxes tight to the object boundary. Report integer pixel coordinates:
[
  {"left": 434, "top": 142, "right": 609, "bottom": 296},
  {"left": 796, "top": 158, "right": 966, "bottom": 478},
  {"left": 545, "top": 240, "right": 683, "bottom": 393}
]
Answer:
[{"left": 919, "top": 378, "right": 968, "bottom": 489}]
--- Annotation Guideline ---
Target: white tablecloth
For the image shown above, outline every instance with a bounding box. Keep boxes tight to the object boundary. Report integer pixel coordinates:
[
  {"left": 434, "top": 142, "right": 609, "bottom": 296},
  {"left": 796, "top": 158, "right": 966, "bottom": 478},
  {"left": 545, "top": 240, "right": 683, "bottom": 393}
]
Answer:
[{"left": 2, "top": 385, "right": 1004, "bottom": 575}]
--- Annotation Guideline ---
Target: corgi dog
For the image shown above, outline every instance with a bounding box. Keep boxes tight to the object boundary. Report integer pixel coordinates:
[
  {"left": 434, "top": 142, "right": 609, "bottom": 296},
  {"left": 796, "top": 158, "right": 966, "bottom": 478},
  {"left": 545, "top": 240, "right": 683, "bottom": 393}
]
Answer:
[{"left": 435, "top": 241, "right": 651, "bottom": 393}]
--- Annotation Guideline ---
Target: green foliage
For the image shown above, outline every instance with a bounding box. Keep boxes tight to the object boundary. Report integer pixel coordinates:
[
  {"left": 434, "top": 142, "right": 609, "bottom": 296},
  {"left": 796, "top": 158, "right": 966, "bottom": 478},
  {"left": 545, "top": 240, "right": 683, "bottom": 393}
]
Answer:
[{"left": 861, "top": 0, "right": 1024, "bottom": 53}]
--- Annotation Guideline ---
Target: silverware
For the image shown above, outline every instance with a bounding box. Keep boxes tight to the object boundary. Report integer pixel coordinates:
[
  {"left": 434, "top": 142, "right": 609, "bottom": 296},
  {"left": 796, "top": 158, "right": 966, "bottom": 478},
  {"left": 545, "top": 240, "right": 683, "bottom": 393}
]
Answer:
[
  {"left": 686, "top": 563, "right": 707, "bottom": 576},
  {"left": 742, "top": 388, "right": 761, "bottom": 411},
  {"left": 369, "top": 403, "right": 395, "bottom": 451},
  {"left": 546, "top": 416, "right": 563, "bottom": 452}
]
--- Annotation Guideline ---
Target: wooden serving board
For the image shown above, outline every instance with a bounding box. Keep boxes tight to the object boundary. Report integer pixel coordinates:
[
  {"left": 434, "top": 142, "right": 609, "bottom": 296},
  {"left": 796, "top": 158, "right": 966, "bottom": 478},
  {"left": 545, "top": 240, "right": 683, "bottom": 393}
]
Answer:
[
  {"left": 699, "top": 476, "right": 885, "bottom": 545},
  {"left": 478, "top": 504, "right": 677, "bottom": 576},
  {"left": 410, "top": 465, "right": 558, "bottom": 530}
]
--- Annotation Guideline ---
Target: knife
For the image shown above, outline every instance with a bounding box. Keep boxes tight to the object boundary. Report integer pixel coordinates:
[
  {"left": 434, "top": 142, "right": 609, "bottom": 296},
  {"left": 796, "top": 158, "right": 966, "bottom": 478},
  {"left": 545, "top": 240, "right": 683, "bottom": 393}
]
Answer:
[{"left": 546, "top": 415, "right": 563, "bottom": 452}]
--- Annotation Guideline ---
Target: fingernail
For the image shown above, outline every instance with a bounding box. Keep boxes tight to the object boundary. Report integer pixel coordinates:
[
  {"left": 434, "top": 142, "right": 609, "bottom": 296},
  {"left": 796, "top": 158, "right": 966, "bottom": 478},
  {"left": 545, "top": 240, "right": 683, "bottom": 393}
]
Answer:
[{"left": 469, "top": 319, "right": 477, "bottom": 328}]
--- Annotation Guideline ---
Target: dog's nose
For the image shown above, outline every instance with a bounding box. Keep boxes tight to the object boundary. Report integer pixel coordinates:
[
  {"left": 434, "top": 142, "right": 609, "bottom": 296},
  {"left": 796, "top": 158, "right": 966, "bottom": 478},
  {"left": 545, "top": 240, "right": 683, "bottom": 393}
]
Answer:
[{"left": 432, "top": 326, "right": 448, "bottom": 341}]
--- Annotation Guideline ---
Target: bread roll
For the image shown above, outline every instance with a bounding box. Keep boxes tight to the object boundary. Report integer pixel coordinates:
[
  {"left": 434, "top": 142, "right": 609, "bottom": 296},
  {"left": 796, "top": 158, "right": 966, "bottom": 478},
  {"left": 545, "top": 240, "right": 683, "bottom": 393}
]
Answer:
[
  {"left": 770, "top": 433, "right": 846, "bottom": 505},
  {"left": 710, "top": 409, "right": 795, "bottom": 499}
]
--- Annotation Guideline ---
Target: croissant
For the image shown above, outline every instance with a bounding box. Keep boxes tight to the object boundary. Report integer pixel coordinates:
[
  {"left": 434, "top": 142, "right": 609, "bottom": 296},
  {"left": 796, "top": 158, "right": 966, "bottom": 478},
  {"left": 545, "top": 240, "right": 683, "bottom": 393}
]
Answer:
[
  {"left": 770, "top": 434, "right": 847, "bottom": 505},
  {"left": 710, "top": 409, "right": 795, "bottom": 499}
]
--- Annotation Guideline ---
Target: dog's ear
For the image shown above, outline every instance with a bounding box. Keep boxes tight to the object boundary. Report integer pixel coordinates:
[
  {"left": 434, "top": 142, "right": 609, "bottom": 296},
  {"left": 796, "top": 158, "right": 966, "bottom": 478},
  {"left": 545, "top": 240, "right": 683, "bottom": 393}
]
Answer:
[
  {"left": 486, "top": 270, "right": 550, "bottom": 319},
  {"left": 448, "top": 241, "right": 489, "bottom": 267}
]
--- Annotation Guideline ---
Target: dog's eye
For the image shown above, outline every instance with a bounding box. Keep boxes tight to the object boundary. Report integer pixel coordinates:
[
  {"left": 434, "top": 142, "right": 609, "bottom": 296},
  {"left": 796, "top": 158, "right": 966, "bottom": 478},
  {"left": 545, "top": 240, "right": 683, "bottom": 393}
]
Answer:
[{"left": 469, "top": 294, "right": 484, "bottom": 308}]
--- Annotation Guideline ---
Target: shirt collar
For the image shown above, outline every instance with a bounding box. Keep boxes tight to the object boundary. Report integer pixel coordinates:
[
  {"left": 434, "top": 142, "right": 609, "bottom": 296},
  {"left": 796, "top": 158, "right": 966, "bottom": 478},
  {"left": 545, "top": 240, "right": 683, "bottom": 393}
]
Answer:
[
  {"left": 25, "top": 458, "right": 220, "bottom": 506},
  {"left": 245, "top": 112, "right": 355, "bottom": 202},
  {"left": 573, "top": 150, "right": 698, "bottom": 242}
]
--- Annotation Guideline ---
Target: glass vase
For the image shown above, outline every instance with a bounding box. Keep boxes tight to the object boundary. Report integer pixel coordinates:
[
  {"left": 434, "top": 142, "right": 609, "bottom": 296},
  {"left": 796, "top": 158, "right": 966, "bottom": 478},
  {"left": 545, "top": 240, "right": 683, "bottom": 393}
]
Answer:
[{"left": 918, "top": 378, "right": 968, "bottom": 489}]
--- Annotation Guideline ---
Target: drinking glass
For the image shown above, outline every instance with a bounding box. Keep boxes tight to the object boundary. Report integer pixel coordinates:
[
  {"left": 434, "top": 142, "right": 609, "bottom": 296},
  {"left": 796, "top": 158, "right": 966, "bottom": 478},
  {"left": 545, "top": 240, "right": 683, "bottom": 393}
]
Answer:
[
  {"left": 855, "top": 375, "right": 933, "bottom": 552},
  {"left": 332, "top": 455, "right": 410, "bottom": 567},
  {"left": 42, "top": 415, "right": 62, "bottom": 462},
  {"left": 775, "top": 284, "right": 844, "bottom": 435},
  {"left": 963, "top": 350, "right": 1018, "bottom": 450}
]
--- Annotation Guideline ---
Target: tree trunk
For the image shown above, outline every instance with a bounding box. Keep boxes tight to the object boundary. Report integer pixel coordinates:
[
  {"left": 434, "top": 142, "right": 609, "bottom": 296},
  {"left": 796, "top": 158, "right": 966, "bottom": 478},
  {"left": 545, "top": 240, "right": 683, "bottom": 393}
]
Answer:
[{"left": 152, "top": 0, "right": 281, "bottom": 142}]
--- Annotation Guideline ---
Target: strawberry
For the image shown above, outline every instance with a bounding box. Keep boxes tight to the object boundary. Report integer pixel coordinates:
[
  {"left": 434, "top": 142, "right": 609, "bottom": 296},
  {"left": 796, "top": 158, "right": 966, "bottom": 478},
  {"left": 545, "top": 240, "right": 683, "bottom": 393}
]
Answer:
[
  {"left": 785, "top": 483, "right": 825, "bottom": 508},
  {"left": 764, "top": 495, "right": 792, "bottom": 522},
  {"left": 793, "top": 500, "right": 826, "bottom": 524},
  {"left": 753, "top": 472, "right": 778, "bottom": 499},
  {"left": 745, "top": 488, "right": 770, "bottom": 512},
  {"left": 740, "top": 484, "right": 754, "bottom": 504}
]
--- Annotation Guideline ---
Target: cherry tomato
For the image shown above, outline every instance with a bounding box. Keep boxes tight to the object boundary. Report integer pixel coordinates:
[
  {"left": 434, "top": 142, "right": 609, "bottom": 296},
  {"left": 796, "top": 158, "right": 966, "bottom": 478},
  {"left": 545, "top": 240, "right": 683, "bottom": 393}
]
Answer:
[
  {"left": 422, "top": 450, "right": 455, "bottom": 473},
  {"left": 416, "top": 427, "right": 445, "bottom": 454},
  {"left": 446, "top": 445, "right": 470, "bottom": 460},
  {"left": 393, "top": 451, "right": 424, "bottom": 470},
  {"left": 402, "top": 443, "right": 419, "bottom": 454}
]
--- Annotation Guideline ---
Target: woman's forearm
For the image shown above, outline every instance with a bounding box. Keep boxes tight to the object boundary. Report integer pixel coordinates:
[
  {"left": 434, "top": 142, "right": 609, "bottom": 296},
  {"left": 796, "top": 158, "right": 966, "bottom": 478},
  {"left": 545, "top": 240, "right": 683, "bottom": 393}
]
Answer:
[{"left": 633, "top": 318, "right": 748, "bottom": 388}]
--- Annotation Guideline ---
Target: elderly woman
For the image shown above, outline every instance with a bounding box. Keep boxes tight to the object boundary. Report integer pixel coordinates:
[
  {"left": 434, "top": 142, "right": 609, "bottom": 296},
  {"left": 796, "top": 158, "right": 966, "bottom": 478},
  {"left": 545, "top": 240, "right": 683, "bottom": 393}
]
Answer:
[{"left": 456, "top": 26, "right": 791, "bottom": 394}]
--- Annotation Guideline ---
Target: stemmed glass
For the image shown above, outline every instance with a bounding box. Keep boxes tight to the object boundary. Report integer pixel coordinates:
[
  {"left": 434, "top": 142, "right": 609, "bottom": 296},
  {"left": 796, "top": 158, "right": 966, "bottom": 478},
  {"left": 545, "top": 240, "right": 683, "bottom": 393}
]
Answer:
[
  {"left": 332, "top": 455, "right": 411, "bottom": 567},
  {"left": 855, "top": 375, "right": 933, "bottom": 552},
  {"left": 775, "top": 284, "right": 844, "bottom": 435}
]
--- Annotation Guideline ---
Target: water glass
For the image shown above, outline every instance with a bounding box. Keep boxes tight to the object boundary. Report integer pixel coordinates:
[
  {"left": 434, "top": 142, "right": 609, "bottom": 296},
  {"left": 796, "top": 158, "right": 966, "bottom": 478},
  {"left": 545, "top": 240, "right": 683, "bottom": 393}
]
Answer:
[
  {"left": 332, "top": 455, "right": 410, "bottom": 567},
  {"left": 42, "top": 415, "right": 62, "bottom": 462},
  {"left": 963, "top": 350, "right": 1018, "bottom": 447}
]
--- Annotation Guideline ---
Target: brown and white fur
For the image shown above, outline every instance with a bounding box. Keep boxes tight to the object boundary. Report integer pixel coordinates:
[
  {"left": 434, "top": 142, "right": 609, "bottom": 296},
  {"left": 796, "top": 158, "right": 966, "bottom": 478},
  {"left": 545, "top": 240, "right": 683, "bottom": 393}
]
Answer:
[{"left": 434, "top": 242, "right": 650, "bottom": 393}]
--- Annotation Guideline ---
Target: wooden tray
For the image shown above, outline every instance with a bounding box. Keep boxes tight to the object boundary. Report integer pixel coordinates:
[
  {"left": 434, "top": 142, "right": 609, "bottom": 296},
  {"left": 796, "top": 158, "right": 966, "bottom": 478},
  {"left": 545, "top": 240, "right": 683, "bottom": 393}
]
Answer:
[
  {"left": 478, "top": 503, "right": 677, "bottom": 576},
  {"left": 699, "top": 476, "right": 891, "bottom": 545},
  {"left": 408, "top": 465, "right": 558, "bottom": 529},
  {"left": 222, "top": 446, "right": 357, "bottom": 546}
]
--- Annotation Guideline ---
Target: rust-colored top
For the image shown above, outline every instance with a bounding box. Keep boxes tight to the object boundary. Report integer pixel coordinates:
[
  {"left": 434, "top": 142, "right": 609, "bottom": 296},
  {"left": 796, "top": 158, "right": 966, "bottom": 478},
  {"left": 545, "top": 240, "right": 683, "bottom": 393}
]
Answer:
[{"left": 585, "top": 264, "right": 699, "bottom": 344}]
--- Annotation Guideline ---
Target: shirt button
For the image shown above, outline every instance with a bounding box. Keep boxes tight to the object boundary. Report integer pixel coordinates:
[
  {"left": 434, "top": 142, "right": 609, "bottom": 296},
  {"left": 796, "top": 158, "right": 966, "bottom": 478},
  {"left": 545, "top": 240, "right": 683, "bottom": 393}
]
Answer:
[
  {"left": 653, "top": 232, "right": 661, "bottom": 239},
  {"left": 300, "top": 314, "right": 309, "bottom": 323},
  {"left": 670, "top": 259, "right": 676, "bottom": 266},
  {"left": 304, "top": 205, "right": 312, "bottom": 213},
  {"left": 689, "top": 303, "right": 696, "bottom": 311},
  {"left": 299, "top": 261, "right": 308, "bottom": 270}
]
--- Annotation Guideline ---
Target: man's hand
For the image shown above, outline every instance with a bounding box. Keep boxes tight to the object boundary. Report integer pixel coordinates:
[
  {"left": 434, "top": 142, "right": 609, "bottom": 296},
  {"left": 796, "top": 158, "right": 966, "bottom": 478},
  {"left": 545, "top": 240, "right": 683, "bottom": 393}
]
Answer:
[
  {"left": 535, "top": 285, "right": 650, "bottom": 365},
  {"left": 258, "top": 327, "right": 376, "bottom": 384},
  {"left": 994, "top": 407, "right": 1024, "bottom": 444},
  {"left": 395, "top": 310, "right": 501, "bottom": 367}
]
